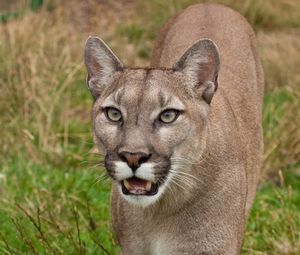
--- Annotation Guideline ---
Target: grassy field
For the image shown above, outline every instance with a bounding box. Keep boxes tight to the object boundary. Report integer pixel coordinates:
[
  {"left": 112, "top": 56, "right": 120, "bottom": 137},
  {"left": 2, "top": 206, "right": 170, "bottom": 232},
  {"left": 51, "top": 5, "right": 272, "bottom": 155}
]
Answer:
[{"left": 0, "top": 0, "right": 299, "bottom": 254}]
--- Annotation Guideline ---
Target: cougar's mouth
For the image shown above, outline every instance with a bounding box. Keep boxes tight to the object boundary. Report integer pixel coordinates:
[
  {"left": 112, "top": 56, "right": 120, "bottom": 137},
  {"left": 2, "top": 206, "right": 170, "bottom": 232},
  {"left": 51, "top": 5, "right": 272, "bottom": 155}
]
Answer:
[{"left": 121, "top": 177, "right": 159, "bottom": 196}]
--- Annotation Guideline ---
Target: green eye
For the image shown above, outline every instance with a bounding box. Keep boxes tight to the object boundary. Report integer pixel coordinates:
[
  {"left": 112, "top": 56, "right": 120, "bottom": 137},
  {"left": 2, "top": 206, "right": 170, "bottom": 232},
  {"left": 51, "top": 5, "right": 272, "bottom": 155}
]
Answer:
[
  {"left": 105, "top": 107, "right": 122, "bottom": 122},
  {"left": 159, "top": 109, "right": 179, "bottom": 124}
]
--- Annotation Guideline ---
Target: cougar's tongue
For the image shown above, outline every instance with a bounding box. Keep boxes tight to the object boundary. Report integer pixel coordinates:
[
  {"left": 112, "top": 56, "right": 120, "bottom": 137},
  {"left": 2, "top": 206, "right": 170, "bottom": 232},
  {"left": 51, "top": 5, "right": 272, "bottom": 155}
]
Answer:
[{"left": 124, "top": 177, "right": 152, "bottom": 195}]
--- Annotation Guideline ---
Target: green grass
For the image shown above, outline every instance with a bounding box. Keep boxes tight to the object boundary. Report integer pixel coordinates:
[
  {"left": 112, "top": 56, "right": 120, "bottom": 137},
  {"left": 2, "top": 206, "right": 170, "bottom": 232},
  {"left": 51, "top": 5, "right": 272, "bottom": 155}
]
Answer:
[
  {"left": 0, "top": 155, "right": 120, "bottom": 255},
  {"left": 242, "top": 168, "right": 300, "bottom": 254},
  {"left": 1, "top": 155, "right": 299, "bottom": 254},
  {"left": 0, "top": 0, "right": 299, "bottom": 254}
]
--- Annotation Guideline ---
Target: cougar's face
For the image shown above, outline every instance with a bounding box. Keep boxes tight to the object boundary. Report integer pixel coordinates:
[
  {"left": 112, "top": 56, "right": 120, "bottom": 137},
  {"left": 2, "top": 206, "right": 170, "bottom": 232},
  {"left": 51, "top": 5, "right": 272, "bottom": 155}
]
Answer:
[
  {"left": 93, "top": 69, "right": 208, "bottom": 207},
  {"left": 85, "top": 37, "right": 219, "bottom": 207}
]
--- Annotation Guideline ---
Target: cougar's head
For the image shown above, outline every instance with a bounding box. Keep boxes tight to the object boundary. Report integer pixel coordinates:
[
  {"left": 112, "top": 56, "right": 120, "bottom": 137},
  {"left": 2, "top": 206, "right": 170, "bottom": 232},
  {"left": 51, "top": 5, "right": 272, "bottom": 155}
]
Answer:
[{"left": 84, "top": 37, "right": 220, "bottom": 207}]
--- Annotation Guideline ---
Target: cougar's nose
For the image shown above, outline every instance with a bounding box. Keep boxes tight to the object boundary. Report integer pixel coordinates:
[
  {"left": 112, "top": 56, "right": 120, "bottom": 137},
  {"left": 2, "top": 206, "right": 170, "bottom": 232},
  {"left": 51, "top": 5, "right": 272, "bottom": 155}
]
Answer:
[{"left": 118, "top": 151, "right": 151, "bottom": 171}]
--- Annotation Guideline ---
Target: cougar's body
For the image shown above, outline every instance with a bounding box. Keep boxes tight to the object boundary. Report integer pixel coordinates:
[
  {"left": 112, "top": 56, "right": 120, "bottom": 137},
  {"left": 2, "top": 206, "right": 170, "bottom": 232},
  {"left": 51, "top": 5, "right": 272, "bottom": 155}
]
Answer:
[{"left": 84, "top": 4, "right": 263, "bottom": 255}]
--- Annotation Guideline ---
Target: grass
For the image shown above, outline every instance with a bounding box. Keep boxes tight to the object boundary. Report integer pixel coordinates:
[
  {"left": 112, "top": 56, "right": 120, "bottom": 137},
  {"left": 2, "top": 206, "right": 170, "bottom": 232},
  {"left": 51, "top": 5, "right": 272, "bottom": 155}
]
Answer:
[
  {"left": 0, "top": 158, "right": 299, "bottom": 254},
  {"left": 243, "top": 168, "right": 300, "bottom": 254},
  {"left": 0, "top": 0, "right": 299, "bottom": 254},
  {"left": 0, "top": 155, "right": 119, "bottom": 255}
]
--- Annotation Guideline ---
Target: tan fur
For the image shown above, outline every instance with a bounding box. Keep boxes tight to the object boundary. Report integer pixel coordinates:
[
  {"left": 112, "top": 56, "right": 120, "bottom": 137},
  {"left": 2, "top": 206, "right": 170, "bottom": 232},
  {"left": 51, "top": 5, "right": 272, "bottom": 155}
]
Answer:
[{"left": 84, "top": 3, "right": 264, "bottom": 255}]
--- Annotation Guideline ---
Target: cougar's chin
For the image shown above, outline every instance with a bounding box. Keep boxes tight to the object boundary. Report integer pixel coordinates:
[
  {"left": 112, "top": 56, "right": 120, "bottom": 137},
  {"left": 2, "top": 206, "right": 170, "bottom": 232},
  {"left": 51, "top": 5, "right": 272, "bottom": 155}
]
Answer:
[
  {"left": 121, "top": 177, "right": 159, "bottom": 196},
  {"left": 117, "top": 180, "right": 168, "bottom": 207}
]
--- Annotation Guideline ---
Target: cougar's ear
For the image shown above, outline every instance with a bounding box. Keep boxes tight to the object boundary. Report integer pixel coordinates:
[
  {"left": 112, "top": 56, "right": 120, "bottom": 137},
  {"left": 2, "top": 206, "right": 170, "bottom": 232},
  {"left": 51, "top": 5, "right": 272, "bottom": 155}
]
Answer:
[
  {"left": 84, "top": 36, "right": 123, "bottom": 99},
  {"left": 173, "top": 39, "right": 220, "bottom": 104}
]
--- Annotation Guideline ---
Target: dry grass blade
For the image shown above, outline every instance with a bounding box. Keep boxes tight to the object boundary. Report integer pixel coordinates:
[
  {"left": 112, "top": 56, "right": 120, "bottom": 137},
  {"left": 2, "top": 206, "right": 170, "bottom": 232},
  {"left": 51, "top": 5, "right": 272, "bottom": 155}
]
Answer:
[
  {"left": 90, "top": 236, "right": 111, "bottom": 255},
  {"left": 0, "top": 232, "right": 14, "bottom": 255},
  {"left": 10, "top": 218, "right": 39, "bottom": 255},
  {"left": 15, "top": 204, "right": 55, "bottom": 254}
]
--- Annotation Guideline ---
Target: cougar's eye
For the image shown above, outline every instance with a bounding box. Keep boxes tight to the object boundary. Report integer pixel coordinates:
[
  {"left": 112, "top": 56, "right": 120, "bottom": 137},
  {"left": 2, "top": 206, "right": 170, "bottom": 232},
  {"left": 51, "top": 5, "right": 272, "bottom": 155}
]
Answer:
[
  {"left": 105, "top": 107, "right": 122, "bottom": 122},
  {"left": 159, "top": 109, "right": 179, "bottom": 124}
]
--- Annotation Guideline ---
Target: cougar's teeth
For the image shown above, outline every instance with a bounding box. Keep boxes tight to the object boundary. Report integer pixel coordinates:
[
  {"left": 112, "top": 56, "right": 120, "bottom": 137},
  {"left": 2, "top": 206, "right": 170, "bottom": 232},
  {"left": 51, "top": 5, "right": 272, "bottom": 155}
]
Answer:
[
  {"left": 146, "top": 181, "right": 152, "bottom": 192},
  {"left": 124, "top": 180, "right": 130, "bottom": 190}
]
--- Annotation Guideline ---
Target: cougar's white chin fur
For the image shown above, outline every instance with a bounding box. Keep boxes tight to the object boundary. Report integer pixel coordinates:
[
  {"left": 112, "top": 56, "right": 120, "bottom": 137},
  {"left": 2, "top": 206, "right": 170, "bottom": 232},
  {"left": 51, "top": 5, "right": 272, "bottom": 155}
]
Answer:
[{"left": 118, "top": 183, "right": 168, "bottom": 208}]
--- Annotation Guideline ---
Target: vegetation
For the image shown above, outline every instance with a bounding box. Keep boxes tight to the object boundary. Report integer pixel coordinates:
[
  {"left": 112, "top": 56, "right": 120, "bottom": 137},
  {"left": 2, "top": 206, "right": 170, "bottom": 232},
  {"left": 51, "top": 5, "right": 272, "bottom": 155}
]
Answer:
[{"left": 0, "top": 0, "right": 299, "bottom": 254}]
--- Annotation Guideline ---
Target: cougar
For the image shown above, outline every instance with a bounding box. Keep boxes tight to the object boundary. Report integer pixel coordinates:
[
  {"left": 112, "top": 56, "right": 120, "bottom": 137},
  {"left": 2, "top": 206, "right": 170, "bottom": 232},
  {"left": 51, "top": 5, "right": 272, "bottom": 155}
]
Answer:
[{"left": 84, "top": 3, "right": 264, "bottom": 255}]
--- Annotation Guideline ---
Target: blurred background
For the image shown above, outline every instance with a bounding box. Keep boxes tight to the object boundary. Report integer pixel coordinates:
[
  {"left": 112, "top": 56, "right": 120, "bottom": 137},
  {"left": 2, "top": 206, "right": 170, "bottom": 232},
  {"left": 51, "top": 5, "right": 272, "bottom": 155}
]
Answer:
[{"left": 0, "top": 0, "right": 299, "bottom": 254}]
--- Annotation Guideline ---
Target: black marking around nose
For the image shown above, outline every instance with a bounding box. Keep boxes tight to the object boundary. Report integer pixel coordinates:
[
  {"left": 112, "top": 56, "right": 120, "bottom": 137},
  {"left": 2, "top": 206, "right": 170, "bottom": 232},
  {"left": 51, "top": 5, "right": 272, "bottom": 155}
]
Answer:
[{"left": 118, "top": 151, "right": 151, "bottom": 171}]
